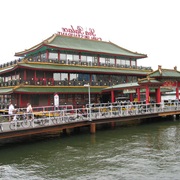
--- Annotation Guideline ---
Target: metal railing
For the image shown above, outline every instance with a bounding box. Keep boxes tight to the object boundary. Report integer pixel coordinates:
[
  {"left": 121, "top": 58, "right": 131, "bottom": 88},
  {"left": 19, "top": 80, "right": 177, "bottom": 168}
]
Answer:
[{"left": 0, "top": 102, "right": 179, "bottom": 133}]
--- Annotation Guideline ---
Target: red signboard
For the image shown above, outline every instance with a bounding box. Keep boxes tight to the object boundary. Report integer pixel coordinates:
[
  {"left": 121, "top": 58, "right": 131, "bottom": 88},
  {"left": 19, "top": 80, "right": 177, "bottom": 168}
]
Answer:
[{"left": 57, "top": 25, "right": 102, "bottom": 41}]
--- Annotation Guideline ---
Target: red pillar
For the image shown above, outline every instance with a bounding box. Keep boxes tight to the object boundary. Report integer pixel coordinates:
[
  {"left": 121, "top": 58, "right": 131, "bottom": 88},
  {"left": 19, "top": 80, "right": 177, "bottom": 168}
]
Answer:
[
  {"left": 19, "top": 94, "right": 22, "bottom": 107},
  {"left": 97, "top": 55, "right": 100, "bottom": 66},
  {"left": 46, "top": 50, "right": 49, "bottom": 59},
  {"left": 58, "top": 51, "right": 60, "bottom": 61},
  {"left": 114, "top": 57, "right": 116, "bottom": 66},
  {"left": 111, "top": 90, "right": 115, "bottom": 103},
  {"left": 129, "top": 93, "right": 133, "bottom": 101},
  {"left": 146, "top": 85, "right": 150, "bottom": 104},
  {"left": 176, "top": 87, "right": 179, "bottom": 100},
  {"left": 156, "top": 87, "right": 161, "bottom": 103}
]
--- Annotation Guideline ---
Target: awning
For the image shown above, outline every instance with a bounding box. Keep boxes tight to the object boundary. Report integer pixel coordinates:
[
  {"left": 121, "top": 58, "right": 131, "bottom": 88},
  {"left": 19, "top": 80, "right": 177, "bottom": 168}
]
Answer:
[{"left": 0, "top": 88, "right": 13, "bottom": 94}]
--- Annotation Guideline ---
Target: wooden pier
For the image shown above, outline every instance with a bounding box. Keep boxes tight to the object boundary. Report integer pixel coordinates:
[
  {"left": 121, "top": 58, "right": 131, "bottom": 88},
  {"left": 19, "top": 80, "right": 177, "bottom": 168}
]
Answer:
[{"left": 0, "top": 102, "right": 180, "bottom": 143}]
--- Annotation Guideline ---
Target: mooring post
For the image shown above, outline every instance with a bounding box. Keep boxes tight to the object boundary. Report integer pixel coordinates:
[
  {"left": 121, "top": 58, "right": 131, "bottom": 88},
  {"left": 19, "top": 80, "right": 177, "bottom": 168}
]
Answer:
[
  {"left": 90, "top": 123, "right": 96, "bottom": 134},
  {"left": 111, "top": 121, "right": 115, "bottom": 128}
]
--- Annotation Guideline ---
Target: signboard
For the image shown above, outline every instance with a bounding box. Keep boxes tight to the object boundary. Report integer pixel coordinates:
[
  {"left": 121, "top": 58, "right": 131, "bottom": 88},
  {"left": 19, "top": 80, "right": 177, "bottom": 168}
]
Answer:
[
  {"left": 123, "top": 89, "right": 136, "bottom": 94},
  {"left": 57, "top": 25, "right": 102, "bottom": 41},
  {"left": 54, "top": 93, "right": 59, "bottom": 107}
]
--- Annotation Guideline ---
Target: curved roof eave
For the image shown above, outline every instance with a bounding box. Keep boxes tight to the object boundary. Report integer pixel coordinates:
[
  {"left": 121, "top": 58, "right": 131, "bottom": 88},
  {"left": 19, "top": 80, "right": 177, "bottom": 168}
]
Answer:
[
  {"left": 14, "top": 34, "right": 147, "bottom": 59},
  {"left": 14, "top": 34, "right": 56, "bottom": 57}
]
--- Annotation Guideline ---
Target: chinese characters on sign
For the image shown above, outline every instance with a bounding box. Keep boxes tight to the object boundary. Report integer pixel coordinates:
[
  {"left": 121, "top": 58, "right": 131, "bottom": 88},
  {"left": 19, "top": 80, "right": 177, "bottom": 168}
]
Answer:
[{"left": 57, "top": 25, "right": 102, "bottom": 41}]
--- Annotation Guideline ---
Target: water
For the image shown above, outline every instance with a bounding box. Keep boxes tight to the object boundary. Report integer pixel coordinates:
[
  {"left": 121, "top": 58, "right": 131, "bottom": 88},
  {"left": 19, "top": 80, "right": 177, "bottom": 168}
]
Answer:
[{"left": 1, "top": 118, "right": 180, "bottom": 180}]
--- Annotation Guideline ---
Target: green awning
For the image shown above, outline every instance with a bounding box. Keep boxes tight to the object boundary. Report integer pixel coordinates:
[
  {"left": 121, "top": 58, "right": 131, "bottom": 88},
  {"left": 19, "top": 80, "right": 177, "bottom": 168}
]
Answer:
[
  {"left": 14, "top": 86, "right": 103, "bottom": 93},
  {"left": 0, "top": 88, "right": 13, "bottom": 94},
  {"left": 16, "top": 62, "right": 149, "bottom": 75}
]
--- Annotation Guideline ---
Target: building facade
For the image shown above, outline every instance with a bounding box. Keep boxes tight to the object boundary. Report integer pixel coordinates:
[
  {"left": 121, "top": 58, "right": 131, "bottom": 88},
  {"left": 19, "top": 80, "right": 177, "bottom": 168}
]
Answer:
[{"left": 0, "top": 33, "right": 152, "bottom": 109}]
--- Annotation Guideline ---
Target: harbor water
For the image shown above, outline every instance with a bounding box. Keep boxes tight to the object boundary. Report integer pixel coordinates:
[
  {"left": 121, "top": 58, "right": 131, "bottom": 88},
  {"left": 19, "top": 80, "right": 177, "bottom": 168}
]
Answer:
[{"left": 1, "top": 118, "right": 180, "bottom": 180}]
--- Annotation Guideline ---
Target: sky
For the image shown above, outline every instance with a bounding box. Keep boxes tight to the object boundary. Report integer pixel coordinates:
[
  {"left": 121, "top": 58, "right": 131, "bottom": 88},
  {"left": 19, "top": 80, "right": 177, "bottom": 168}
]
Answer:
[{"left": 0, "top": 0, "right": 180, "bottom": 71}]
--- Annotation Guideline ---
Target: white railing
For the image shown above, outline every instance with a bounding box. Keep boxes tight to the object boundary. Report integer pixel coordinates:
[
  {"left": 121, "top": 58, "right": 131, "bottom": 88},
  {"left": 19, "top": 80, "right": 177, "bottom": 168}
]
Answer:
[{"left": 0, "top": 102, "right": 180, "bottom": 133}]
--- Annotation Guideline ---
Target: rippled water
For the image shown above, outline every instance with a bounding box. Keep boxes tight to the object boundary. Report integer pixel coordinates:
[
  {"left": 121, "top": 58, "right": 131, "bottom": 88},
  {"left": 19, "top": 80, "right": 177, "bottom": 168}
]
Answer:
[{"left": 1, "top": 118, "right": 180, "bottom": 180}]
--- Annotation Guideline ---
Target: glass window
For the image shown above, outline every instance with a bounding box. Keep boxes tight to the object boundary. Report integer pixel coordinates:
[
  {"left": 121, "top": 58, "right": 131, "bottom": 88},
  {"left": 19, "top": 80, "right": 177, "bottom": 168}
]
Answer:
[
  {"left": 61, "top": 53, "right": 66, "bottom": 60},
  {"left": 49, "top": 52, "right": 58, "bottom": 60},
  {"left": 61, "top": 73, "right": 68, "bottom": 81},
  {"left": 99, "top": 57, "right": 105, "bottom": 64},
  {"left": 41, "top": 53, "right": 46, "bottom": 60},
  {"left": 131, "top": 60, "right": 136, "bottom": 66},
  {"left": 67, "top": 54, "right": 73, "bottom": 60},
  {"left": 116, "top": 59, "right": 121, "bottom": 65},
  {"left": 125, "top": 60, "right": 130, "bottom": 66},
  {"left": 70, "top": 73, "right": 78, "bottom": 81},
  {"left": 53, "top": 73, "right": 60, "bottom": 81},
  {"left": 53, "top": 73, "right": 68, "bottom": 81},
  {"left": 81, "top": 55, "right": 87, "bottom": 62},
  {"left": 77, "top": 74, "right": 90, "bottom": 81},
  {"left": 109, "top": 58, "right": 115, "bottom": 65},
  {"left": 73, "top": 55, "right": 79, "bottom": 61}
]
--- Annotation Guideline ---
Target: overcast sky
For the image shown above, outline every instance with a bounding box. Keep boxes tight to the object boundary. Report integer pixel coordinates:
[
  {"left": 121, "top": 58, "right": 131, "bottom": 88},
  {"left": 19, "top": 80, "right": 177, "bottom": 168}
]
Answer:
[{"left": 0, "top": 0, "right": 179, "bottom": 70}]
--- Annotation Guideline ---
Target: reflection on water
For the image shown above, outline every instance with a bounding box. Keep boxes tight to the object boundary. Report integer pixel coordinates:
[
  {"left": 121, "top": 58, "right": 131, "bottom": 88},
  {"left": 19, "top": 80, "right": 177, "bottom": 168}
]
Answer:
[{"left": 1, "top": 118, "right": 180, "bottom": 180}]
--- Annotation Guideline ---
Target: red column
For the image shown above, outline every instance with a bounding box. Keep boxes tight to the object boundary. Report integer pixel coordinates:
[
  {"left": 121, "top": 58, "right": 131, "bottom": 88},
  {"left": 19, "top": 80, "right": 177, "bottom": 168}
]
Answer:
[
  {"left": 129, "top": 93, "right": 133, "bottom": 101},
  {"left": 114, "top": 57, "right": 116, "bottom": 66},
  {"left": 97, "top": 55, "right": 100, "bottom": 66},
  {"left": 176, "top": 87, "right": 179, "bottom": 100},
  {"left": 146, "top": 85, "right": 150, "bottom": 104},
  {"left": 156, "top": 87, "right": 161, "bottom": 103},
  {"left": 111, "top": 90, "right": 115, "bottom": 103},
  {"left": 19, "top": 94, "right": 22, "bottom": 107},
  {"left": 46, "top": 50, "right": 49, "bottom": 59},
  {"left": 58, "top": 51, "right": 60, "bottom": 61}
]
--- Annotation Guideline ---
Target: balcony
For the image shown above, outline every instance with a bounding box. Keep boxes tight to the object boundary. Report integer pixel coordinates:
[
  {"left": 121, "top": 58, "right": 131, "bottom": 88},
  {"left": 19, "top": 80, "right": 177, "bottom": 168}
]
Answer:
[
  {"left": 0, "top": 78, "right": 120, "bottom": 88},
  {"left": 0, "top": 58, "right": 152, "bottom": 71}
]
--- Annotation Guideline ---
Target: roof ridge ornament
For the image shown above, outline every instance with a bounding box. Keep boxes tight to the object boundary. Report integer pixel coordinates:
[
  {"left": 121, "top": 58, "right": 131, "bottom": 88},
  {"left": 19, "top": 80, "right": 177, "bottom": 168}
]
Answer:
[{"left": 158, "top": 65, "right": 162, "bottom": 75}]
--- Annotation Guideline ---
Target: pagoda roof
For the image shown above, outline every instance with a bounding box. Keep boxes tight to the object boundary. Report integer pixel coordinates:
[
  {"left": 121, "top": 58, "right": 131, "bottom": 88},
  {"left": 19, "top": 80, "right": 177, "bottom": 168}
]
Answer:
[
  {"left": 0, "top": 86, "right": 103, "bottom": 95},
  {"left": 138, "top": 77, "right": 163, "bottom": 85},
  {"left": 148, "top": 66, "right": 180, "bottom": 78},
  {"left": 103, "top": 82, "right": 140, "bottom": 91},
  {"left": 0, "top": 61, "right": 150, "bottom": 76},
  {"left": 15, "top": 34, "right": 147, "bottom": 59}
]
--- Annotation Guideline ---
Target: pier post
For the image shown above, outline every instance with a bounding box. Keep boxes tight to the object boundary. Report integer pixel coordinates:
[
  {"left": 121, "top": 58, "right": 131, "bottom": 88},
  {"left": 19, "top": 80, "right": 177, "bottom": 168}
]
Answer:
[
  {"left": 90, "top": 123, "right": 96, "bottom": 134},
  {"left": 176, "top": 114, "right": 179, "bottom": 119},
  {"left": 111, "top": 121, "right": 115, "bottom": 129}
]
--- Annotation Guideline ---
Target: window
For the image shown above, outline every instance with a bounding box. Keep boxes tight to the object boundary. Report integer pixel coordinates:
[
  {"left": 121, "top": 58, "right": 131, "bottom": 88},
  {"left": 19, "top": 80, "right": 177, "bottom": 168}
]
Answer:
[{"left": 49, "top": 52, "right": 58, "bottom": 60}]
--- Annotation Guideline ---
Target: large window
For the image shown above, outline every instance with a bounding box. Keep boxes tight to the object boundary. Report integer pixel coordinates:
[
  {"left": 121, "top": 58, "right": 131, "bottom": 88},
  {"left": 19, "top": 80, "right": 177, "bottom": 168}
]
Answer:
[
  {"left": 67, "top": 54, "right": 73, "bottom": 60},
  {"left": 99, "top": 57, "right": 105, "bottom": 64},
  {"left": 49, "top": 52, "right": 58, "bottom": 60},
  {"left": 77, "top": 74, "right": 90, "bottom": 81},
  {"left": 61, "top": 53, "right": 66, "bottom": 60},
  {"left": 70, "top": 73, "right": 78, "bottom": 81},
  {"left": 53, "top": 73, "right": 68, "bottom": 81}
]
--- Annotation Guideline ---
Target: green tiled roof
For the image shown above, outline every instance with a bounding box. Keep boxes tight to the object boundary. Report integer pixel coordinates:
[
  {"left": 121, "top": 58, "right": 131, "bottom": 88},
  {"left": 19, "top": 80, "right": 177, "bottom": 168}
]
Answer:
[
  {"left": 1, "top": 62, "right": 149, "bottom": 76},
  {"left": 15, "top": 34, "right": 147, "bottom": 59},
  {"left": 104, "top": 82, "right": 139, "bottom": 90},
  {"left": 0, "top": 88, "right": 13, "bottom": 94},
  {"left": 0, "top": 86, "right": 103, "bottom": 94},
  {"left": 149, "top": 69, "right": 180, "bottom": 78}
]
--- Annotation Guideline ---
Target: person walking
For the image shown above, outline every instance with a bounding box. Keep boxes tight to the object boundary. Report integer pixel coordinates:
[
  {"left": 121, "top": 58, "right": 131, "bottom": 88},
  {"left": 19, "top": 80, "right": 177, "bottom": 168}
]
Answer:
[{"left": 8, "top": 101, "right": 15, "bottom": 121}]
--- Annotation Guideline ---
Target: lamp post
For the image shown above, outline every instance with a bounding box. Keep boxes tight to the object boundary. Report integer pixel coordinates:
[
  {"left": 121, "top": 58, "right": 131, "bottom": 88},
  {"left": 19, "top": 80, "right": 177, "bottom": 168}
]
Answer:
[{"left": 84, "top": 83, "right": 91, "bottom": 121}]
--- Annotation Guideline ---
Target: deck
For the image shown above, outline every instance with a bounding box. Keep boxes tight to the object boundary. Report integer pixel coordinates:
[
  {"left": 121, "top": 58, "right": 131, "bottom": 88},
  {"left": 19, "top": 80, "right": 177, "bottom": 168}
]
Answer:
[{"left": 0, "top": 102, "right": 180, "bottom": 142}]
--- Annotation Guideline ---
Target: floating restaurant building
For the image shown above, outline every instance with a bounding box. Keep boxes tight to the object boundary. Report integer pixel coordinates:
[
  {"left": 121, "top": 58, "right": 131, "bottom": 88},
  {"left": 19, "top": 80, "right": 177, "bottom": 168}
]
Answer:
[{"left": 1, "top": 26, "right": 179, "bottom": 109}]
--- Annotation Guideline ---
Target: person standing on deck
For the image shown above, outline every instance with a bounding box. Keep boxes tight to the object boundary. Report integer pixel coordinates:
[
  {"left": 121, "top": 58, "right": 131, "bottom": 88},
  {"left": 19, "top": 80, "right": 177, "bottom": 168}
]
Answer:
[
  {"left": 8, "top": 101, "right": 15, "bottom": 121},
  {"left": 26, "top": 103, "right": 33, "bottom": 120}
]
